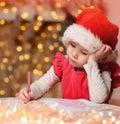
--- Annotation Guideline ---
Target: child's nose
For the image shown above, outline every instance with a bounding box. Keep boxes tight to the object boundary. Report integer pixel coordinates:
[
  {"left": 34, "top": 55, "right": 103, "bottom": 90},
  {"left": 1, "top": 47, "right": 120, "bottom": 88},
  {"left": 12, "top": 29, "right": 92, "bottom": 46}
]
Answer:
[{"left": 72, "top": 50, "right": 78, "bottom": 58}]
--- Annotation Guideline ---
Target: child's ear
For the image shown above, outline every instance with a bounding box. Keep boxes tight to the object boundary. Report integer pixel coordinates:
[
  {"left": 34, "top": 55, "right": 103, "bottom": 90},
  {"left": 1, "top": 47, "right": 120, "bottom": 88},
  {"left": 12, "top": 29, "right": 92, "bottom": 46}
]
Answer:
[{"left": 108, "top": 86, "right": 120, "bottom": 106}]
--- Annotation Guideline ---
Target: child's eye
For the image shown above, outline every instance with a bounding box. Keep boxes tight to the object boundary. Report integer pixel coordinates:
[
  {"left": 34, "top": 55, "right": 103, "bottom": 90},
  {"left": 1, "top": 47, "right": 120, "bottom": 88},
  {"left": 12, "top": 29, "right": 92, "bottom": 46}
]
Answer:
[
  {"left": 70, "top": 43, "right": 76, "bottom": 48},
  {"left": 81, "top": 51, "right": 87, "bottom": 55}
]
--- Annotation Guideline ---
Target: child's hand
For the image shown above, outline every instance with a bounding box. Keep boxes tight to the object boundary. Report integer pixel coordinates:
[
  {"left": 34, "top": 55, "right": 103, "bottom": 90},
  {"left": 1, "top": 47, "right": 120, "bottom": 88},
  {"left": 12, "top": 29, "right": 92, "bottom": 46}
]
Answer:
[
  {"left": 18, "top": 87, "right": 34, "bottom": 103},
  {"left": 88, "top": 44, "right": 112, "bottom": 63}
]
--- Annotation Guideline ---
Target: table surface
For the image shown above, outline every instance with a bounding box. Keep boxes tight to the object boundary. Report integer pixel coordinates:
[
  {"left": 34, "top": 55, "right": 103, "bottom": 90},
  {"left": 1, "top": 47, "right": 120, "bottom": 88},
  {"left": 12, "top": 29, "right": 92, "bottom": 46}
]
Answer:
[{"left": 0, "top": 97, "right": 120, "bottom": 124}]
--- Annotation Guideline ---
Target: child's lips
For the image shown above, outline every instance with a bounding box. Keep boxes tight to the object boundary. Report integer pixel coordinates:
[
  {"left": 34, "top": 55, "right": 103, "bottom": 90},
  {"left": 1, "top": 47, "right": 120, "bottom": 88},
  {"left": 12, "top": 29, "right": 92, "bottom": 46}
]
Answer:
[{"left": 69, "top": 57, "right": 76, "bottom": 64}]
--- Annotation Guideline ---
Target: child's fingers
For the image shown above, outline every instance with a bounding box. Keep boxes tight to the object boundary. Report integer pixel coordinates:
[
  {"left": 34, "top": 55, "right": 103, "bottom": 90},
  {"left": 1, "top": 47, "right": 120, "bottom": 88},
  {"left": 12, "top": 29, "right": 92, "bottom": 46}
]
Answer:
[
  {"left": 20, "top": 93, "right": 30, "bottom": 103},
  {"left": 29, "top": 91, "right": 34, "bottom": 100},
  {"left": 19, "top": 88, "right": 31, "bottom": 103},
  {"left": 101, "top": 45, "right": 112, "bottom": 52},
  {"left": 23, "top": 90, "right": 31, "bottom": 100},
  {"left": 97, "top": 45, "right": 112, "bottom": 57},
  {"left": 104, "top": 45, "right": 112, "bottom": 56}
]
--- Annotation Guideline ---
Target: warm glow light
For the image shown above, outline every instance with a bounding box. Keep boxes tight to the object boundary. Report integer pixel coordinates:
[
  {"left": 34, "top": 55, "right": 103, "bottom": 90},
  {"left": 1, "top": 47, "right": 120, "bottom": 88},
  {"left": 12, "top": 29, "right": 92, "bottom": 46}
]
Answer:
[
  {"left": 0, "top": 90, "right": 5, "bottom": 95},
  {"left": 38, "top": 70, "right": 43, "bottom": 76},
  {"left": 94, "top": 114, "right": 99, "bottom": 119},
  {"left": 36, "top": 5, "right": 43, "bottom": 11},
  {"left": 103, "top": 120, "right": 107, "bottom": 124},
  {"left": 90, "top": 5, "right": 95, "bottom": 8},
  {"left": 0, "top": 41, "right": 4, "bottom": 47},
  {"left": 76, "top": 121, "right": 82, "bottom": 124},
  {"left": 77, "top": 9, "right": 83, "bottom": 14},
  {"left": 36, "top": 64, "right": 42, "bottom": 69},
  {"left": 53, "top": 42, "right": 59, "bottom": 48},
  {"left": 32, "top": 58, "right": 37, "bottom": 64},
  {"left": 16, "top": 46, "right": 22, "bottom": 52},
  {"left": 24, "top": 54, "right": 30, "bottom": 60},
  {"left": 59, "top": 36, "right": 62, "bottom": 42},
  {"left": 0, "top": 1, "right": 6, "bottom": 7},
  {"left": 37, "top": 16, "right": 43, "bottom": 21},
  {"left": 20, "top": 25, "right": 26, "bottom": 31},
  {"left": 3, "top": 8, "right": 9, "bottom": 14},
  {"left": 4, "top": 50, "right": 10, "bottom": 56},
  {"left": 19, "top": 55, "right": 24, "bottom": 61},
  {"left": 56, "top": 24, "right": 62, "bottom": 31},
  {"left": 111, "top": 116, "right": 116, "bottom": 122},
  {"left": 21, "top": 12, "right": 29, "bottom": 19},
  {"left": 0, "top": 20, "right": 5, "bottom": 25},
  {"left": 33, "top": 69, "right": 43, "bottom": 76},
  {"left": 51, "top": 11, "right": 58, "bottom": 20},
  {"left": 52, "top": 33, "right": 57, "bottom": 39},
  {"left": 2, "top": 58, "right": 8, "bottom": 63},
  {"left": 55, "top": 2, "right": 62, "bottom": 8},
  {"left": 0, "top": 63, "right": 5, "bottom": 70},
  {"left": 36, "top": 21, "right": 42, "bottom": 27},
  {"left": 41, "top": 32, "right": 47, "bottom": 38},
  {"left": 33, "top": 69, "right": 39, "bottom": 74},
  {"left": 17, "top": 35, "right": 23, "bottom": 40},
  {"left": 8, "top": 65, "right": 13, "bottom": 71},
  {"left": 4, "top": 77, "right": 10, "bottom": 83},
  {"left": 44, "top": 57, "right": 50, "bottom": 62},
  {"left": 21, "top": 117, "right": 27, "bottom": 123},
  {"left": 59, "top": 46, "right": 64, "bottom": 52},
  {"left": 11, "top": 6, "right": 18, "bottom": 12},
  {"left": 9, "top": 75, "right": 13, "bottom": 80},
  {"left": 33, "top": 25, "right": 40, "bottom": 31},
  {"left": 49, "top": 45, "right": 54, "bottom": 51},
  {"left": 37, "top": 43, "right": 43, "bottom": 50},
  {"left": 47, "top": 25, "right": 53, "bottom": 31},
  {"left": 80, "top": 4, "right": 87, "bottom": 9},
  {"left": 15, "top": 92, "right": 18, "bottom": 97}
]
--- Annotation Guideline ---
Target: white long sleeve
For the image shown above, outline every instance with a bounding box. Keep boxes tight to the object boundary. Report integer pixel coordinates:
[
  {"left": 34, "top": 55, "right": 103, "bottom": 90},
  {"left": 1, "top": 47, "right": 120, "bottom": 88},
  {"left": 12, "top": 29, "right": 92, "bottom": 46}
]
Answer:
[
  {"left": 31, "top": 61, "right": 112, "bottom": 103},
  {"left": 84, "top": 62, "right": 112, "bottom": 103},
  {"left": 31, "top": 66, "right": 60, "bottom": 99}
]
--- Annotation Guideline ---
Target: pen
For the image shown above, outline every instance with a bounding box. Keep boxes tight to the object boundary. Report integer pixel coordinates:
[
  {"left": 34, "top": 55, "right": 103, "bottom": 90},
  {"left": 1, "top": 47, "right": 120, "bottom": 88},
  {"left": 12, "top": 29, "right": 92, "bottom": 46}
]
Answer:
[{"left": 27, "top": 71, "right": 31, "bottom": 92}]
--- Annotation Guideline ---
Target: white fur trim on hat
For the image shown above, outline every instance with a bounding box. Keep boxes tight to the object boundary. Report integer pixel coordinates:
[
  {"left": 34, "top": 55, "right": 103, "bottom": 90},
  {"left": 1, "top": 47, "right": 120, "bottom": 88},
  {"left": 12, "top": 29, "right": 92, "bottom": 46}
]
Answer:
[{"left": 62, "top": 24, "right": 103, "bottom": 53}]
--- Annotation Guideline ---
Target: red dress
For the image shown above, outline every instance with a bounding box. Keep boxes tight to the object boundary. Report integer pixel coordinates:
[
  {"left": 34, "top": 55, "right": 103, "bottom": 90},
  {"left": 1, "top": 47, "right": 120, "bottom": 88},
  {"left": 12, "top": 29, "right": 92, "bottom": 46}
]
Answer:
[
  {"left": 53, "top": 52, "right": 90, "bottom": 100},
  {"left": 53, "top": 52, "right": 120, "bottom": 100}
]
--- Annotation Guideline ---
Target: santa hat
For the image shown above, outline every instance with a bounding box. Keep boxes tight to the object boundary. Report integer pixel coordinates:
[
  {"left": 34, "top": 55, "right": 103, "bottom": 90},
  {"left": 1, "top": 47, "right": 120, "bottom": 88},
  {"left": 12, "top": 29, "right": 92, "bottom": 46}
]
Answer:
[{"left": 62, "top": 8, "right": 119, "bottom": 53}]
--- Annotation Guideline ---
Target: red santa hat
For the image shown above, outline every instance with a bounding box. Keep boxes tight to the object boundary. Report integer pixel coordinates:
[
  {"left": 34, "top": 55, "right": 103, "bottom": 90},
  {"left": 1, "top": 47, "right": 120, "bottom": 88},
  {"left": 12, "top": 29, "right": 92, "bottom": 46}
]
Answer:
[{"left": 62, "top": 8, "right": 119, "bottom": 53}]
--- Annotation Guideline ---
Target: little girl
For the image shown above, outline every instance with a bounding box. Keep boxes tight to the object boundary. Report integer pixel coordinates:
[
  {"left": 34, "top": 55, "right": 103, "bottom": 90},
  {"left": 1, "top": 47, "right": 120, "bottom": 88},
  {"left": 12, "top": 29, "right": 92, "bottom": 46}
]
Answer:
[{"left": 19, "top": 8, "right": 120, "bottom": 105}]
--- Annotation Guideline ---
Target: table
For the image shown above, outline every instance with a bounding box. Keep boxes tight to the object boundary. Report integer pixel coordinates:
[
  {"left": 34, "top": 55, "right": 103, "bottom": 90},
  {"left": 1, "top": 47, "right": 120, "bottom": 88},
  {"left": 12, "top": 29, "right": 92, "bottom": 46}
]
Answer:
[{"left": 0, "top": 97, "right": 120, "bottom": 124}]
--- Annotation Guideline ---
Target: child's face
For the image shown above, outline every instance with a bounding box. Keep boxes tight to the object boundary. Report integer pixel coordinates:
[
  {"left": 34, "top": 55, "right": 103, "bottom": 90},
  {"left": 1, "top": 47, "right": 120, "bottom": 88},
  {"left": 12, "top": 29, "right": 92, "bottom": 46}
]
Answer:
[{"left": 66, "top": 41, "right": 89, "bottom": 70}]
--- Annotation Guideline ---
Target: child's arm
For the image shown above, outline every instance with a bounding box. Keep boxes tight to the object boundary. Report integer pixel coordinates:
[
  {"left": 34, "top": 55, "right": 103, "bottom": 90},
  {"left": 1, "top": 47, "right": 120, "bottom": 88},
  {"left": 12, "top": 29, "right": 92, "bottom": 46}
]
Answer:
[
  {"left": 19, "top": 66, "right": 60, "bottom": 102},
  {"left": 84, "top": 62, "right": 111, "bottom": 103},
  {"left": 30, "top": 66, "right": 60, "bottom": 99},
  {"left": 83, "top": 45, "right": 112, "bottom": 103}
]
